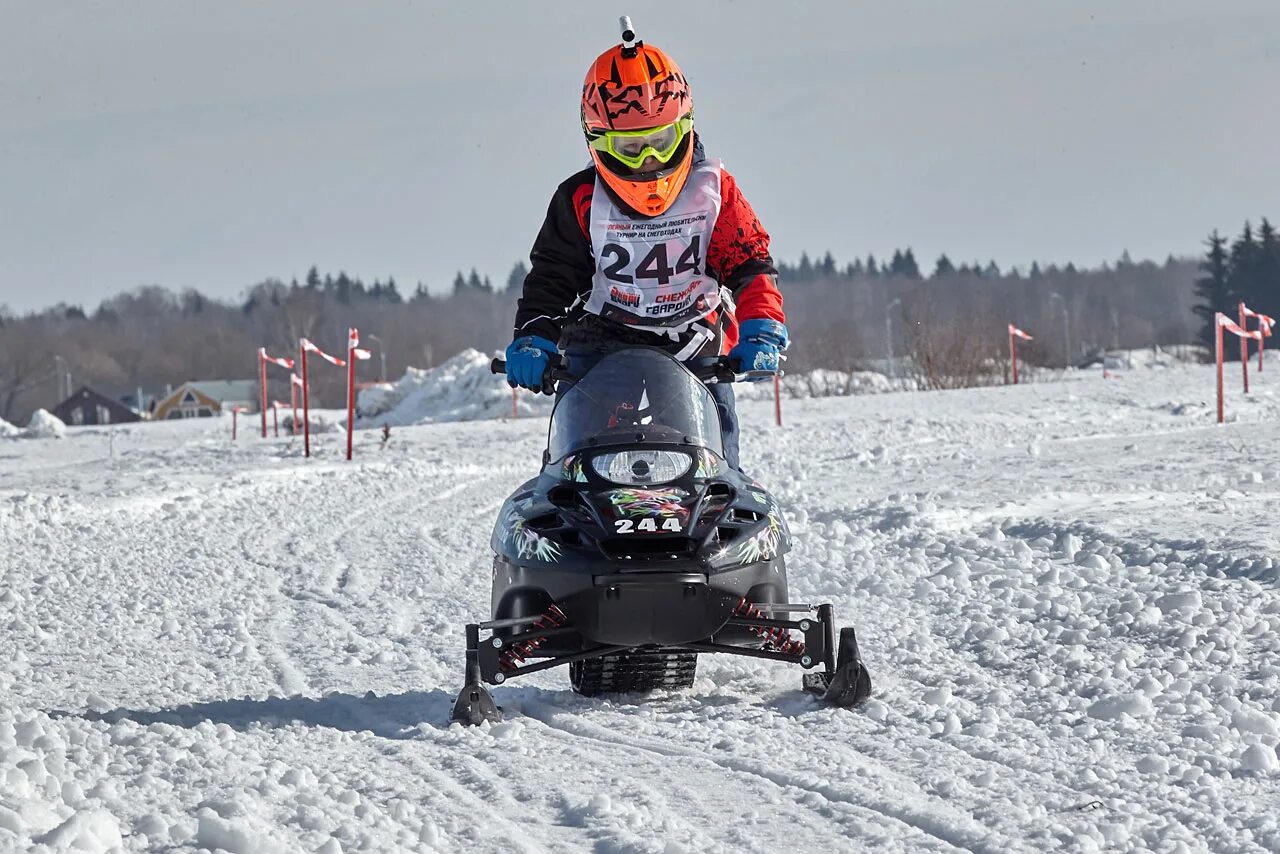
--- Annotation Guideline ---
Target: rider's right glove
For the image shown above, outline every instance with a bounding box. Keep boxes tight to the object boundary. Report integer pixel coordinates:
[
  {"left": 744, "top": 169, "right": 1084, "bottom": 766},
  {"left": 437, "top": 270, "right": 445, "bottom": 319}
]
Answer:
[
  {"left": 728, "top": 318, "right": 789, "bottom": 378},
  {"left": 505, "top": 336, "right": 559, "bottom": 391}
]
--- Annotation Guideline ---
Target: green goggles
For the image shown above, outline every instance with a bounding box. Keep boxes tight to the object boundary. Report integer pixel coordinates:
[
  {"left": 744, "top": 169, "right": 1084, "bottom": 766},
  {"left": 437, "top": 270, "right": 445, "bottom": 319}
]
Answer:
[{"left": 588, "top": 116, "right": 693, "bottom": 170}]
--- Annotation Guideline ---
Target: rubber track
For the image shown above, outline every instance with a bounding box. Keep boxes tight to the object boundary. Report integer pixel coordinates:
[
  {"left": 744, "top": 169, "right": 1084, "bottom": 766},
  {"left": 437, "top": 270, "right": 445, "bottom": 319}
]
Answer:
[{"left": 570, "top": 650, "right": 698, "bottom": 696}]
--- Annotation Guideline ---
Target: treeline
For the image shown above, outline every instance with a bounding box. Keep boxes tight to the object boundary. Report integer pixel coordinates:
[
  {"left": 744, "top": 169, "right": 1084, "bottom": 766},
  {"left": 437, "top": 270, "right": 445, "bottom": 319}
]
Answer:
[
  {"left": 773, "top": 249, "right": 1199, "bottom": 379},
  {"left": 1191, "top": 221, "right": 1280, "bottom": 350},
  {"left": 0, "top": 241, "right": 1231, "bottom": 423}
]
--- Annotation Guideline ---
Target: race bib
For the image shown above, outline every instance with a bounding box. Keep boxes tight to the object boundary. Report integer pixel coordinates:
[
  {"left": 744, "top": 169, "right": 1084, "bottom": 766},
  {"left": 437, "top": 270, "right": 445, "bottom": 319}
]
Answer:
[{"left": 584, "top": 160, "right": 724, "bottom": 332}]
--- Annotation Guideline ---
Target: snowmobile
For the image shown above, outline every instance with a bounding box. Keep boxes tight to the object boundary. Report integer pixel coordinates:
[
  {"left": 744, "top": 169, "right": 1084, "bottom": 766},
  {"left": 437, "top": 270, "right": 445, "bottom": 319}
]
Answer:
[{"left": 451, "top": 347, "right": 871, "bottom": 725}]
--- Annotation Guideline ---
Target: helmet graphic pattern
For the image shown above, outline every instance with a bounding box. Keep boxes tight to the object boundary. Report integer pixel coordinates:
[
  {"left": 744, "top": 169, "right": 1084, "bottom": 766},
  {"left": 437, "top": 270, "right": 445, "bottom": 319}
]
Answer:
[{"left": 581, "top": 45, "right": 692, "bottom": 133}]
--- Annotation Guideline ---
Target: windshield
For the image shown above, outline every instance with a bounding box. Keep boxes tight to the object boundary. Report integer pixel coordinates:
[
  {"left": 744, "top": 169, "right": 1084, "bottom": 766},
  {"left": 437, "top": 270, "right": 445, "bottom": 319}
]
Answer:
[{"left": 547, "top": 349, "right": 723, "bottom": 462}]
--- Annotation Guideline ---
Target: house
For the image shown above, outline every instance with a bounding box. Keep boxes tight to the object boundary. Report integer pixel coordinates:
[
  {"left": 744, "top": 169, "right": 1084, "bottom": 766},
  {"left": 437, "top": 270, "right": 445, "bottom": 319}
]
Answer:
[
  {"left": 51, "top": 386, "right": 143, "bottom": 426},
  {"left": 153, "top": 380, "right": 257, "bottom": 420}
]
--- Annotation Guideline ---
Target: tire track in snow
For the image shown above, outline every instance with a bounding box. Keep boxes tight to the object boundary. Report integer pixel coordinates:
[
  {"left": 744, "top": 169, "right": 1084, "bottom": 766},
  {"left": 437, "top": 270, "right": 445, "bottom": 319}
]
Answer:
[{"left": 517, "top": 696, "right": 1005, "bottom": 853}]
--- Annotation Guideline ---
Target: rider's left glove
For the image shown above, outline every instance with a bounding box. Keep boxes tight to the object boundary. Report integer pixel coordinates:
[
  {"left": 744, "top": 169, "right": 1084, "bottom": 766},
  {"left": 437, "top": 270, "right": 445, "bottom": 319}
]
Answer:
[
  {"left": 505, "top": 336, "right": 559, "bottom": 391},
  {"left": 728, "top": 319, "right": 789, "bottom": 378}
]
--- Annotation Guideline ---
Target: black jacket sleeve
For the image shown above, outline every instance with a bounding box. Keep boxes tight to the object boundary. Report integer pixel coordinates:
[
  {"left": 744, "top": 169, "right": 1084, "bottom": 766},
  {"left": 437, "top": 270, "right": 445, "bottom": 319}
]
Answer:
[{"left": 512, "top": 168, "right": 596, "bottom": 344}]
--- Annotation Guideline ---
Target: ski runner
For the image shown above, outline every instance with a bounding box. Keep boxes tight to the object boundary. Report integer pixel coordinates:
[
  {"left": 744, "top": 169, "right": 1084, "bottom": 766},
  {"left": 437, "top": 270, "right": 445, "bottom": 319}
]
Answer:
[{"left": 504, "top": 17, "right": 788, "bottom": 470}]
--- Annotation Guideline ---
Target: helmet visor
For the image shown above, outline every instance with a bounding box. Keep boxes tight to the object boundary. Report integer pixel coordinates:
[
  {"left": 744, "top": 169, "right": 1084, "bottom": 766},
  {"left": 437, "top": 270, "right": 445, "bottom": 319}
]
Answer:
[{"left": 589, "top": 117, "right": 692, "bottom": 170}]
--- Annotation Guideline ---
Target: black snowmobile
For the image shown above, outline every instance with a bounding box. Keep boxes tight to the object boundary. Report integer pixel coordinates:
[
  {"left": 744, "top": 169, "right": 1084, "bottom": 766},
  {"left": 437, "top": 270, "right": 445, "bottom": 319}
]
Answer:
[{"left": 451, "top": 347, "right": 871, "bottom": 725}]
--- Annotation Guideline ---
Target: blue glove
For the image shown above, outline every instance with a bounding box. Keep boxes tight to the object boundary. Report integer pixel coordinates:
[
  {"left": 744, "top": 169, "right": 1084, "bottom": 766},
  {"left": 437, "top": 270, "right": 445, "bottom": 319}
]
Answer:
[
  {"left": 729, "top": 319, "right": 789, "bottom": 377},
  {"left": 505, "top": 336, "right": 559, "bottom": 391}
]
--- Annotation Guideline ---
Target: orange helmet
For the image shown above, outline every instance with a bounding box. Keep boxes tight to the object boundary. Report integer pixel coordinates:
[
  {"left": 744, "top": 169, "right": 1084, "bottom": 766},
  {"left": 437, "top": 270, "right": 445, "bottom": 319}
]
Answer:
[{"left": 581, "top": 19, "right": 693, "bottom": 217}]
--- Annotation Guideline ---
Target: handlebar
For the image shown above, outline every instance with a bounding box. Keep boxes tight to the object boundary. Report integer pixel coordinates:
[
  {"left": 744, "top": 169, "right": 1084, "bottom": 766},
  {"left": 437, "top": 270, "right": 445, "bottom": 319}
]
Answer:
[{"left": 490, "top": 355, "right": 776, "bottom": 393}]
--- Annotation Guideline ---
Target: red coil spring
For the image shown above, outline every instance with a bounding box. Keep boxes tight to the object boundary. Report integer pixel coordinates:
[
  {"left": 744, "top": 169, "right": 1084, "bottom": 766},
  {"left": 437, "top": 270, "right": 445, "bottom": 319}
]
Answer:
[
  {"left": 499, "top": 605, "right": 569, "bottom": 670},
  {"left": 734, "top": 598, "right": 805, "bottom": 655}
]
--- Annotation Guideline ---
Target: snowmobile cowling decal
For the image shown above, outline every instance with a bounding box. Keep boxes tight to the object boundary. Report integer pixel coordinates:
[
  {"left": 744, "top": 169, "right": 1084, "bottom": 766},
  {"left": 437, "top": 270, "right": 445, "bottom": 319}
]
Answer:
[{"left": 606, "top": 488, "right": 690, "bottom": 520}]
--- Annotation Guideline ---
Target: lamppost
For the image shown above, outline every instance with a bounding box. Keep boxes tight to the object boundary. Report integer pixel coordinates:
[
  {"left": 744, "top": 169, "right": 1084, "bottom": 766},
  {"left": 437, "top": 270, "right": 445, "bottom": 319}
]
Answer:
[
  {"left": 1049, "top": 292, "right": 1072, "bottom": 368},
  {"left": 366, "top": 333, "right": 388, "bottom": 382},
  {"left": 885, "top": 298, "right": 901, "bottom": 379},
  {"left": 53, "top": 355, "right": 70, "bottom": 400}
]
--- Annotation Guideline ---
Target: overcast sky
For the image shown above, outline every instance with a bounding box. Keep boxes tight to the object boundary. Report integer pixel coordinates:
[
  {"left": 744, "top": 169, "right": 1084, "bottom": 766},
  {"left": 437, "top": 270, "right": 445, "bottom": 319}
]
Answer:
[{"left": 2, "top": 1, "right": 1277, "bottom": 313}]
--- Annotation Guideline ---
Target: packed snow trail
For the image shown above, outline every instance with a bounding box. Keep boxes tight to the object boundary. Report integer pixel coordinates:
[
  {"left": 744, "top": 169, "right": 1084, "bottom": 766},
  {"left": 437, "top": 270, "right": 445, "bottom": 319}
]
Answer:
[{"left": 2, "top": 363, "right": 1278, "bottom": 852}]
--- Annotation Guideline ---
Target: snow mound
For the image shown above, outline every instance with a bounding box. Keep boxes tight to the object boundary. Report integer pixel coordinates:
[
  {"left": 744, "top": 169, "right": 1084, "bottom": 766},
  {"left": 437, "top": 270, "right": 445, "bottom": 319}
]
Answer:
[
  {"left": 356, "top": 349, "right": 553, "bottom": 427},
  {"left": 23, "top": 409, "right": 66, "bottom": 439},
  {"left": 0, "top": 416, "right": 20, "bottom": 438},
  {"left": 734, "top": 368, "right": 908, "bottom": 400},
  {"left": 357, "top": 351, "right": 908, "bottom": 428}
]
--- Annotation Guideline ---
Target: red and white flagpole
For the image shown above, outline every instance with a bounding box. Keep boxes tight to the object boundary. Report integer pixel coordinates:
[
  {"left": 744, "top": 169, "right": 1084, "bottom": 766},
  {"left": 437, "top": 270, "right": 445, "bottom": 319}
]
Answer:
[
  {"left": 290, "top": 373, "right": 302, "bottom": 436},
  {"left": 1239, "top": 301, "right": 1251, "bottom": 394},
  {"left": 258, "top": 348, "right": 296, "bottom": 439},
  {"left": 271, "top": 401, "right": 279, "bottom": 437},
  {"left": 299, "top": 340, "right": 310, "bottom": 456},
  {"left": 346, "top": 328, "right": 372, "bottom": 461},
  {"left": 1216, "top": 312, "right": 1264, "bottom": 423},
  {"left": 1260, "top": 315, "right": 1274, "bottom": 372},
  {"left": 298, "top": 338, "right": 347, "bottom": 458},
  {"left": 1008, "top": 324, "right": 1033, "bottom": 385},
  {"left": 1241, "top": 304, "right": 1274, "bottom": 373},
  {"left": 258, "top": 349, "right": 269, "bottom": 438},
  {"left": 1216, "top": 312, "right": 1226, "bottom": 424}
]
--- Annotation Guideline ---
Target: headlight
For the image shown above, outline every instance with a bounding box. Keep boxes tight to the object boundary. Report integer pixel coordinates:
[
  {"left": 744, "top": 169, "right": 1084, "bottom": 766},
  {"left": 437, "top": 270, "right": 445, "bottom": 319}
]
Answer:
[{"left": 591, "top": 450, "right": 692, "bottom": 485}]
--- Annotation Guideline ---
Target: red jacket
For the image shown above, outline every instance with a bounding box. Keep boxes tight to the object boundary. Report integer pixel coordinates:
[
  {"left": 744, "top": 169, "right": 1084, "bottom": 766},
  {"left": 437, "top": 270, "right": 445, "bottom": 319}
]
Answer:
[{"left": 514, "top": 141, "right": 784, "bottom": 355}]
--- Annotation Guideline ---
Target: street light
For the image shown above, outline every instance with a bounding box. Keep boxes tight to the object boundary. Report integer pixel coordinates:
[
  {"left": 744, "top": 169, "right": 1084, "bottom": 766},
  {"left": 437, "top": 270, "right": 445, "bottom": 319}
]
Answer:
[
  {"left": 366, "top": 333, "right": 388, "bottom": 383},
  {"left": 1049, "top": 292, "right": 1072, "bottom": 368},
  {"left": 53, "top": 355, "right": 70, "bottom": 400},
  {"left": 885, "top": 298, "right": 901, "bottom": 379}
]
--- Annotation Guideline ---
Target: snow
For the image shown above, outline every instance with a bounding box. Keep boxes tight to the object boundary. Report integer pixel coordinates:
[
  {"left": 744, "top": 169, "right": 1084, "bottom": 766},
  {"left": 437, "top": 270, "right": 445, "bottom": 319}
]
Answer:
[
  {"left": 22, "top": 408, "right": 66, "bottom": 439},
  {"left": 1, "top": 362, "right": 1278, "bottom": 851},
  {"left": 356, "top": 349, "right": 914, "bottom": 430},
  {"left": 356, "top": 348, "right": 554, "bottom": 426}
]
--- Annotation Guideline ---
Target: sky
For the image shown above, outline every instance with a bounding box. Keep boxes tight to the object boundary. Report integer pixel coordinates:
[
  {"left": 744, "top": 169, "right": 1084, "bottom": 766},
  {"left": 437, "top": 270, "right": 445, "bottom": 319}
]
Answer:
[{"left": 1, "top": 1, "right": 1277, "bottom": 313}]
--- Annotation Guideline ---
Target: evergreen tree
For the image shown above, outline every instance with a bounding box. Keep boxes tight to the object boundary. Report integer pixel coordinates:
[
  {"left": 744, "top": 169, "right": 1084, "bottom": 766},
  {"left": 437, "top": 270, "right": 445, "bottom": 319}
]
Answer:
[
  {"left": 797, "top": 252, "right": 814, "bottom": 280},
  {"left": 984, "top": 259, "right": 1001, "bottom": 278},
  {"left": 1192, "top": 230, "right": 1231, "bottom": 350},
  {"left": 889, "top": 248, "right": 920, "bottom": 278},
  {"left": 819, "top": 252, "right": 837, "bottom": 277},
  {"left": 506, "top": 261, "right": 529, "bottom": 291},
  {"left": 932, "top": 254, "right": 955, "bottom": 278},
  {"left": 1227, "top": 222, "right": 1258, "bottom": 314},
  {"left": 1029, "top": 261, "right": 1042, "bottom": 279},
  {"left": 305, "top": 266, "right": 321, "bottom": 290},
  {"left": 336, "top": 272, "right": 352, "bottom": 305},
  {"left": 451, "top": 272, "right": 466, "bottom": 295},
  {"left": 865, "top": 254, "right": 878, "bottom": 276},
  {"left": 412, "top": 282, "right": 431, "bottom": 303},
  {"left": 385, "top": 277, "right": 402, "bottom": 304},
  {"left": 1253, "top": 219, "right": 1279, "bottom": 318},
  {"left": 459, "top": 268, "right": 494, "bottom": 292}
]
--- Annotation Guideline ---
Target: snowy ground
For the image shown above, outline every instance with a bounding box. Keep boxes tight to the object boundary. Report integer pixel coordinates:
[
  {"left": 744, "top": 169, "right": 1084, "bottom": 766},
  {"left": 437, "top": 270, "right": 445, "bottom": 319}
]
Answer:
[{"left": 2, "top": 363, "right": 1278, "bottom": 852}]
